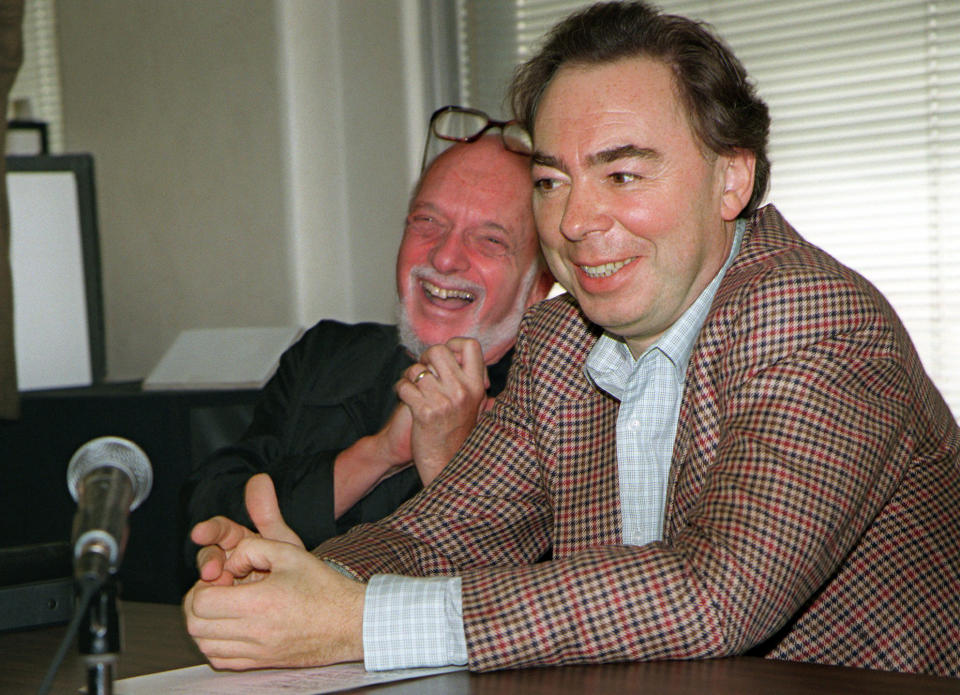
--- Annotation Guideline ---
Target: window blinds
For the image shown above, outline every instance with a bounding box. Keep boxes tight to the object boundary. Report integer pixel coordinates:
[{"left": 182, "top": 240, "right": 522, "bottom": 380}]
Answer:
[
  {"left": 457, "top": 0, "right": 960, "bottom": 419},
  {"left": 8, "top": 0, "right": 64, "bottom": 152},
  {"left": 457, "top": 0, "right": 591, "bottom": 117}
]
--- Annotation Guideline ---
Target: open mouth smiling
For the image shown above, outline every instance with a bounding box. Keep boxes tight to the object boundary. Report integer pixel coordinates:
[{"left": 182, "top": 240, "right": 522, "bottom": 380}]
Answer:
[
  {"left": 579, "top": 257, "right": 637, "bottom": 279},
  {"left": 421, "top": 279, "right": 476, "bottom": 303}
]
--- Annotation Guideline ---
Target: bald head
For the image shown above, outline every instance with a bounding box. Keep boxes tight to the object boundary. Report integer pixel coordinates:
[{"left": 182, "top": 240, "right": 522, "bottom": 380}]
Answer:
[{"left": 396, "top": 135, "right": 552, "bottom": 363}]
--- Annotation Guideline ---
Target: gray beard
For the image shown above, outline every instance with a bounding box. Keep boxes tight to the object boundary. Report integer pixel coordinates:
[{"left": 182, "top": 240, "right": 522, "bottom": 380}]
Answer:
[
  {"left": 395, "top": 263, "right": 539, "bottom": 361},
  {"left": 396, "top": 306, "right": 430, "bottom": 359}
]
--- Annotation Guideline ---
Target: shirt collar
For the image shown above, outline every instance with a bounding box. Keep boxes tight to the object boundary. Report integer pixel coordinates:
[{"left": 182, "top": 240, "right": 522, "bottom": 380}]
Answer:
[{"left": 585, "top": 218, "right": 745, "bottom": 399}]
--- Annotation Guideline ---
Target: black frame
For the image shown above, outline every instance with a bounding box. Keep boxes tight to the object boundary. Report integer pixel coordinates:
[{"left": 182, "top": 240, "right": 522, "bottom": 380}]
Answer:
[
  {"left": 6, "top": 120, "right": 49, "bottom": 155},
  {"left": 6, "top": 154, "right": 106, "bottom": 385}
]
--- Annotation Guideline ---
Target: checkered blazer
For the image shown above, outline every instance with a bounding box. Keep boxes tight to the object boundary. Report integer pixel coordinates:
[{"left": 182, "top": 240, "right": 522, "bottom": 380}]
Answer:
[{"left": 317, "top": 205, "right": 960, "bottom": 676}]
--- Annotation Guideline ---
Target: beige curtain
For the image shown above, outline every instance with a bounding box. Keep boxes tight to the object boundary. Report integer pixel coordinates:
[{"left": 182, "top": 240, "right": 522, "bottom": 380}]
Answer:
[{"left": 0, "top": 0, "right": 23, "bottom": 419}]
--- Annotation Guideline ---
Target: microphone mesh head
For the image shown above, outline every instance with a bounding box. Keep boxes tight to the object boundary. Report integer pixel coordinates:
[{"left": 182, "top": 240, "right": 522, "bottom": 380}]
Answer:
[{"left": 66, "top": 436, "right": 154, "bottom": 510}]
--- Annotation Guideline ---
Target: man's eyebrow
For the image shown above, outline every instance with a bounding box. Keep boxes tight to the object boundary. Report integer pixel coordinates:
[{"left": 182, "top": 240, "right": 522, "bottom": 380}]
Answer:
[
  {"left": 408, "top": 201, "right": 439, "bottom": 214},
  {"left": 531, "top": 144, "right": 659, "bottom": 171},
  {"left": 588, "top": 144, "right": 659, "bottom": 166},
  {"left": 531, "top": 151, "right": 564, "bottom": 170}
]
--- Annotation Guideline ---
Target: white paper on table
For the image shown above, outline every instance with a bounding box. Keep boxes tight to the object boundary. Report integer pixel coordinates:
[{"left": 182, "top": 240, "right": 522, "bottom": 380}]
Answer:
[{"left": 111, "top": 662, "right": 466, "bottom": 694}]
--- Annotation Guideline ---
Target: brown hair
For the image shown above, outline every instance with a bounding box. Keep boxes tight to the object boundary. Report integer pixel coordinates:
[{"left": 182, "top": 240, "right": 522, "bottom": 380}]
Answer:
[{"left": 509, "top": 1, "right": 770, "bottom": 215}]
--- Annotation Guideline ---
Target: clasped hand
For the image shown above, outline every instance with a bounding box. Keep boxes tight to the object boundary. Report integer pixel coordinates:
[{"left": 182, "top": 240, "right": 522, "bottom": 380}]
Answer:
[
  {"left": 183, "top": 474, "right": 365, "bottom": 669},
  {"left": 392, "top": 336, "right": 491, "bottom": 485}
]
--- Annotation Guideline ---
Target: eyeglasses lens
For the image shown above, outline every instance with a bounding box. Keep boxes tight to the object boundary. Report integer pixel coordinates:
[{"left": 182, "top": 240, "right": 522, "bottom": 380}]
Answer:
[
  {"left": 422, "top": 107, "right": 533, "bottom": 171},
  {"left": 433, "top": 109, "right": 489, "bottom": 140},
  {"left": 502, "top": 123, "right": 533, "bottom": 155}
]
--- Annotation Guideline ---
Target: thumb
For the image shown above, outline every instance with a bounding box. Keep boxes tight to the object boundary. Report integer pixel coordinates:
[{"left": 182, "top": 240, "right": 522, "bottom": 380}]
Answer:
[{"left": 245, "top": 473, "right": 304, "bottom": 548}]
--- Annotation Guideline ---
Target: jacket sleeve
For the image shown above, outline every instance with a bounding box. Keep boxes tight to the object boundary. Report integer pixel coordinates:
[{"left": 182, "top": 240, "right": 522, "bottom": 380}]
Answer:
[{"left": 315, "top": 310, "right": 555, "bottom": 578}]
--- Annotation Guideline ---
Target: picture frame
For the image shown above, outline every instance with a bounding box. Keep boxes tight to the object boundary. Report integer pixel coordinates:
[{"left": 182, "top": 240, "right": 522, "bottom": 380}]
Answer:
[{"left": 6, "top": 154, "right": 105, "bottom": 390}]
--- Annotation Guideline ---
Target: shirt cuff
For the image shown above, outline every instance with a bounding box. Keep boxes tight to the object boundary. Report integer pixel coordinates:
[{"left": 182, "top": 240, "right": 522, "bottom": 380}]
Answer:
[{"left": 362, "top": 573, "right": 467, "bottom": 671}]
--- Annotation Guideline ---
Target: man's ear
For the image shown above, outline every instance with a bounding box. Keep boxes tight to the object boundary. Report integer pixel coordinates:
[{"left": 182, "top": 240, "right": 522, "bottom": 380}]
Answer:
[{"left": 720, "top": 148, "right": 756, "bottom": 221}]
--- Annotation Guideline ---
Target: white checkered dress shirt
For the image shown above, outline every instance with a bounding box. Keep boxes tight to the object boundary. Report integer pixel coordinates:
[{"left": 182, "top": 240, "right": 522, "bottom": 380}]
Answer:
[{"left": 363, "top": 221, "right": 745, "bottom": 670}]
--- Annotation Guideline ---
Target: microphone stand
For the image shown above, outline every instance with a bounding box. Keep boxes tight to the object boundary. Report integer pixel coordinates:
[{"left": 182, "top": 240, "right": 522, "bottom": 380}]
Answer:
[{"left": 78, "top": 576, "right": 121, "bottom": 695}]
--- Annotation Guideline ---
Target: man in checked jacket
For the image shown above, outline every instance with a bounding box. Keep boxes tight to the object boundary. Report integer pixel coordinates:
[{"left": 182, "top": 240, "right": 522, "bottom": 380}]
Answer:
[{"left": 184, "top": 1, "right": 960, "bottom": 677}]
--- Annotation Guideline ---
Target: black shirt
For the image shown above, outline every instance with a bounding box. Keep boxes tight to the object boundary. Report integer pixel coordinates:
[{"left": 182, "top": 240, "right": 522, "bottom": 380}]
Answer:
[{"left": 183, "top": 319, "right": 512, "bottom": 558}]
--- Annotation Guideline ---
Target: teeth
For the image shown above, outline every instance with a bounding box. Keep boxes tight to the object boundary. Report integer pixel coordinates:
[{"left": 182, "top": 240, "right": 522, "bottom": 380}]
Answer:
[
  {"left": 580, "top": 258, "right": 635, "bottom": 278},
  {"left": 422, "top": 279, "right": 475, "bottom": 302}
]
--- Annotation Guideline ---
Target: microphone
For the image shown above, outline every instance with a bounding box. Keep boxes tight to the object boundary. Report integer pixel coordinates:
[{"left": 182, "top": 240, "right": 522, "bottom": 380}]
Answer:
[{"left": 66, "top": 436, "right": 153, "bottom": 586}]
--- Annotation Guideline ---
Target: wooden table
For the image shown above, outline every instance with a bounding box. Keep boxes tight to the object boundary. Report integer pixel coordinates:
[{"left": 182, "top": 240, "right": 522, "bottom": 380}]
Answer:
[
  {"left": 0, "top": 601, "right": 202, "bottom": 694},
  {"left": 1, "top": 601, "right": 957, "bottom": 694}
]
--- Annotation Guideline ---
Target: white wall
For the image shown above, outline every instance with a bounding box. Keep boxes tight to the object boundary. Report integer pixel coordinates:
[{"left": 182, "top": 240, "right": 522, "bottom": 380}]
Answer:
[{"left": 54, "top": 0, "right": 421, "bottom": 381}]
